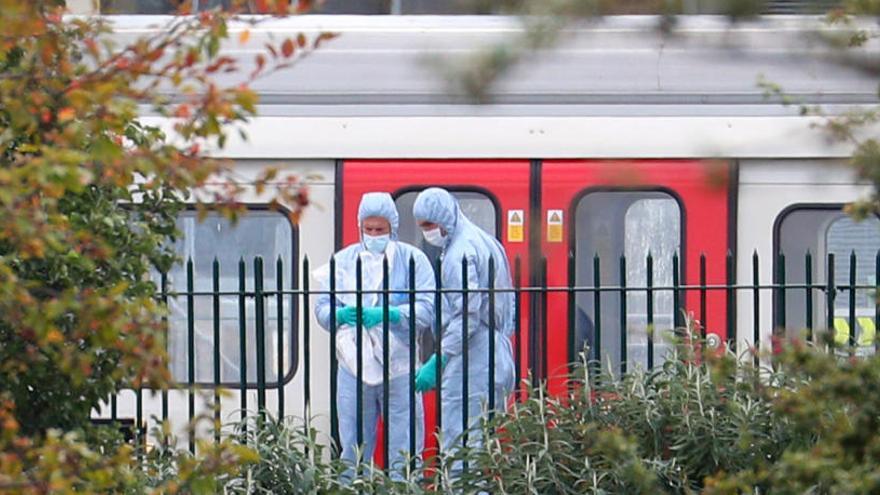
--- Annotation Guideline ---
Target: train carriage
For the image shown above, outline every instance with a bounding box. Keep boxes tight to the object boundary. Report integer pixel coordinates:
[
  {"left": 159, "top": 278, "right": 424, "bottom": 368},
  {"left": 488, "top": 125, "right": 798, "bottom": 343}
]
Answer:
[{"left": 99, "top": 14, "right": 880, "bottom": 457}]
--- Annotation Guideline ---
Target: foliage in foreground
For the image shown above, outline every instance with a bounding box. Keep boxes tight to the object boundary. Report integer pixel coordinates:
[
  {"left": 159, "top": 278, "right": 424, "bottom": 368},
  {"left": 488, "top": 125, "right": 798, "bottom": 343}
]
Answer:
[
  {"left": 0, "top": 0, "right": 317, "bottom": 492},
  {"left": 194, "top": 339, "right": 880, "bottom": 494}
]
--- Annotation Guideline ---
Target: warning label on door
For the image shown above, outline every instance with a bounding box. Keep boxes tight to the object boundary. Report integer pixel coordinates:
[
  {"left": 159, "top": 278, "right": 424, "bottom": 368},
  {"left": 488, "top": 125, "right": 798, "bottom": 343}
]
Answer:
[
  {"left": 547, "top": 209, "right": 563, "bottom": 243},
  {"left": 507, "top": 209, "right": 524, "bottom": 243}
]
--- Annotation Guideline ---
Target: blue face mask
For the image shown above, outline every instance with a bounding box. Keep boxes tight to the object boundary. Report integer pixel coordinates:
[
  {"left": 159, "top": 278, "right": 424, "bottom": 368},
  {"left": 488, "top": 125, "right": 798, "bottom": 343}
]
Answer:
[{"left": 363, "top": 233, "right": 390, "bottom": 254}]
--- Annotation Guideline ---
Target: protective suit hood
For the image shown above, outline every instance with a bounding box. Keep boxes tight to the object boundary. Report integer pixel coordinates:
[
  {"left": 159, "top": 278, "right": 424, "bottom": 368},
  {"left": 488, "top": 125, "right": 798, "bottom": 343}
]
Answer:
[
  {"left": 358, "top": 192, "right": 399, "bottom": 240},
  {"left": 412, "top": 187, "right": 460, "bottom": 240}
]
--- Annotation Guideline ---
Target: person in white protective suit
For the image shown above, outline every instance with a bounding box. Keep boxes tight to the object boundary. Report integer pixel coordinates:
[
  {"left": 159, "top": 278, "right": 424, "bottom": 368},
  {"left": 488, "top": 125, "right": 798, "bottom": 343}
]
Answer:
[
  {"left": 313, "top": 192, "right": 435, "bottom": 472},
  {"left": 412, "top": 187, "right": 516, "bottom": 454}
]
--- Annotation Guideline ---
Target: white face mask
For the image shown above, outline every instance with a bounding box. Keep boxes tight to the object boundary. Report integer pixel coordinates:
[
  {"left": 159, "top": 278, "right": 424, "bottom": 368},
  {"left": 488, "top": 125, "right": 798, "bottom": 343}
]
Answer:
[
  {"left": 421, "top": 227, "right": 446, "bottom": 247},
  {"left": 362, "top": 233, "right": 390, "bottom": 254}
]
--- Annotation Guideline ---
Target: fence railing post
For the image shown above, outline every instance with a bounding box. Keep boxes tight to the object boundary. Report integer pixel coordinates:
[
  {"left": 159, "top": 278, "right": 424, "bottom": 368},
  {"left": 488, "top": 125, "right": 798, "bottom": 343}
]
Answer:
[
  {"left": 726, "top": 250, "right": 735, "bottom": 351},
  {"left": 408, "top": 255, "right": 417, "bottom": 469},
  {"left": 460, "top": 255, "right": 469, "bottom": 470},
  {"left": 433, "top": 256, "right": 443, "bottom": 477},
  {"left": 297, "top": 256, "right": 304, "bottom": 421},
  {"left": 382, "top": 255, "right": 390, "bottom": 473},
  {"left": 279, "top": 256, "right": 287, "bottom": 420},
  {"left": 513, "top": 256, "right": 522, "bottom": 401},
  {"left": 355, "top": 256, "right": 364, "bottom": 459},
  {"left": 566, "top": 250, "right": 575, "bottom": 380},
  {"left": 848, "top": 251, "right": 857, "bottom": 351},
  {"left": 699, "top": 253, "right": 707, "bottom": 340},
  {"left": 592, "top": 254, "right": 601, "bottom": 374},
  {"left": 827, "top": 253, "right": 836, "bottom": 348},
  {"left": 672, "top": 252, "right": 681, "bottom": 331},
  {"left": 160, "top": 271, "right": 168, "bottom": 446},
  {"left": 806, "top": 250, "right": 813, "bottom": 343},
  {"left": 775, "top": 252, "right": 786, "bottom": 333},
  {"left": 255, "top": 257, "right": 266, "bottom": 414},
  {"left": 238, "top": 258, "right": 247, "bottom": 426},
  {"left": 213, "top": 258, "right": 221, "bottom": 443},
  {"left": 752, "top": 250, "right": 760, "bottom": 365},
  {"left": 187, "top": 258, "right": 195, "bottom": 454},
  {"left": 646, "top": 252, "right": 654, "bottom": 368},
  {"left": 488, "top": 256, "right": 496, "bottom": 416},
  {"left": 329, "top": 256, "right": 339, "bottom": 454},
  {"left": 619, "top": 255, "right": 627, "bottom": 375},
  {"left": 541, "top": 256, "right": 549, "bottom": 382}
]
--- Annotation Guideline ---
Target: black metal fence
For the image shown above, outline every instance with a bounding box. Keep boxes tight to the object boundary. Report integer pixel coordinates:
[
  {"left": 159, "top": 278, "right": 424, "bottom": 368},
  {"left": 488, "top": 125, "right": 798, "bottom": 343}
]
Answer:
[{"left": 99, "top": 250, "right": 880, "bottom": 461}]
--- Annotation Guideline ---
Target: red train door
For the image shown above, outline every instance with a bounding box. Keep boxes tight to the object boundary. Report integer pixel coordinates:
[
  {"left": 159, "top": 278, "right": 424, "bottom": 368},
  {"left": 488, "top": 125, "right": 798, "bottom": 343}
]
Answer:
[
  {"left": 340, "top": 159, "right": 532, "bottom": 463},
  {"left": 540, "top": 160, "right": 733, "bottom": 394}
]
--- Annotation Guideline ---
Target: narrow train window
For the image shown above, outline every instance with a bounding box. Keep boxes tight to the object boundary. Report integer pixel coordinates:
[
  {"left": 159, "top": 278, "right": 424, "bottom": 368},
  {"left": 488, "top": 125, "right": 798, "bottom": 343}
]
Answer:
[
  {"left": 394, "top": 189, "right": 498, "bottom": 362},
  {"left": 163, "top": 210, "right": 296, "bottom": 386},
  {"left": 776, "top": 206, "right": 880, "bottom": 349},
  {"left": 394, "top": 190, "right": 498, "bottom": 264},
  {"left": 573, "top": 191, "right": 682, "bottom": 371}
]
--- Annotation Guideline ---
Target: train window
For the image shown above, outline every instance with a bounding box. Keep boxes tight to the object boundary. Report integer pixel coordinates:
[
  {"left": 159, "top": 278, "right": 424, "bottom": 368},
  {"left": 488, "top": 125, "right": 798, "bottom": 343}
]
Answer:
[
  {"left": 777, "top": 206, "right": 880, "bottom": 349},
  {"left": 312, "top": 0, "right": 390, "bottom": 14},
  {"left": 99, "top": 0, "right": 291, "bottom": 14},
  {"left": 99, "top": 0, "right": 178, "bottom": 14},
  {"left": 573, "top": 191, "right": 681, "bottom": 371},
  {"left": 394, "top": 189, "right": 497, "bottom": 361},
  {"left": 394, "top": 190, "right": 498, "bottom": 264},
  {"left": 96, "top": 0, "right": 838, "bottom": 15},
  {"left": 163, "top": 209, "right": 296, "bottom": 386},
  {"left": 313, "top": 0, "right": 502, "bottom": 14}
]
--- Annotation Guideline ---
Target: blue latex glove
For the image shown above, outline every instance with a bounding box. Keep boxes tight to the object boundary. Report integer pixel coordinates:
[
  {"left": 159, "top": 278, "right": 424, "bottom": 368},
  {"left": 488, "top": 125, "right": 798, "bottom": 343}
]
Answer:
[
  {"left": 415, "top": 354, "right": 448, "bottom": 392},
  {"left": 362, "top": 306, "right": 401, "bottom": 328},
  {"left": 335, "top": 306, "right": 358, "bottom": 327}
]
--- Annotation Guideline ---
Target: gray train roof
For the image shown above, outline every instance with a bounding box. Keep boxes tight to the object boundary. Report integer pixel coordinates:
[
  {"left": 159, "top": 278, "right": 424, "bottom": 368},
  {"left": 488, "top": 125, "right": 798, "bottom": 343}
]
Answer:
[{"left": 107, "top": 15, "right": 880, "bottom": 117}]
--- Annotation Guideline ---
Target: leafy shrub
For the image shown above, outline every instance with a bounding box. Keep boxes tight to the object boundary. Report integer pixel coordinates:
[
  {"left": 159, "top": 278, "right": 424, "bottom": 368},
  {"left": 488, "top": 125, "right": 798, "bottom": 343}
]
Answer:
[
  {"left": 571, "top": 349, "right": 810, "bottom": 492},
  {"left": 705, "top": 342, "right": 880, "bottom": 494},
  {"left": 167, "top": 338, "right": 880, "bottom": 494},
  {"left": 224, "top": 414, "right": 334, "bottom": 494}
]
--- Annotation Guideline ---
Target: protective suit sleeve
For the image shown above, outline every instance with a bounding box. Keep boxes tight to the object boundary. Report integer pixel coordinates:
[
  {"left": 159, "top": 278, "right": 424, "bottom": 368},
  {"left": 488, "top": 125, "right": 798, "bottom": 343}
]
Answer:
[
  {"left": 440, "top": 252, "right": 481, "bottom": 358},
  {"left": 314, "top": 291, "right": 336, "bottom": 332},
  {"left": 393, "top": 250, "right": 436, "bottom": 336}
]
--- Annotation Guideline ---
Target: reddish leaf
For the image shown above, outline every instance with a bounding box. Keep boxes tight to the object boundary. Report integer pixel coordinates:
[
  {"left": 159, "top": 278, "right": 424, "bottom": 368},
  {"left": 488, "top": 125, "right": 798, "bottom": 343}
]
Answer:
[
  {"left": 57, "top": 107, "right": 75, "bottom": 122},
  {"left": 281, "top": 38, "right": 294, "bottom": 58},
  {"left": 312, "top": 32, "right": 338, "bottom": 49},
  {"left": 264, "top": 42, "right": 278, "bottom": 58}
]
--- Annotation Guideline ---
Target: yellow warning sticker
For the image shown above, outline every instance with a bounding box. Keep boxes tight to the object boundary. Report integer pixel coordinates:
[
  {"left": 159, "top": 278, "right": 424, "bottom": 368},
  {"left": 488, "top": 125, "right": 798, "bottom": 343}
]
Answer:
[
  {"left": 507, "top": 209, "right": 524, "bottom": 243},
  {"left": 547, "top": 209, "right": 563, "bottom": 243}
]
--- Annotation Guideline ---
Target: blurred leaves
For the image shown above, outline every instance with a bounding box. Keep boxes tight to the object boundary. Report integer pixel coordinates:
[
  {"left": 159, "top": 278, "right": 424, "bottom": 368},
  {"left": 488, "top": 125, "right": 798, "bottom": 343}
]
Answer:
[{"left": 0, "top": 0, "right": 318, "bottom": 491}]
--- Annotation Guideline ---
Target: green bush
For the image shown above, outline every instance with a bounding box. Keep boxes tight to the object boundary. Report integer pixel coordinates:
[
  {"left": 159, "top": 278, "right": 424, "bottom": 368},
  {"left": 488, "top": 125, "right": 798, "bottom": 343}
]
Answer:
[
  {"left": 224, "top": 415, "right": 334, "bottom": 494},
  {"left": 160, "top": 338, "right": 880, "bottom": 494},
  {"left": 706, "top": 342, "right": 880, "bottom": 494}
]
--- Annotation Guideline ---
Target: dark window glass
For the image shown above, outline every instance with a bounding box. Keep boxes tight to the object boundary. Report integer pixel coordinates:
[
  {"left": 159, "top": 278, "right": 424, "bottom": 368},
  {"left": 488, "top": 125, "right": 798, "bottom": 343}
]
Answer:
[
  {"left": 776, "top": 207, "right": 879, "bottom": 350},
  {"left": 97, "top": 0, "right": 841, "bottom": 14},
  {"left": 312, "top": 0, "right": 390, "bottom": 14},
  {"left": 395, "top": 190, "right": 496, "bottom": 266},
  {"left": 762, "top": 0, "right": 840, "bottom": 14},
  {"left": 574, "top": 191, "right": 681, "bottom": 371},
  {"left": 100, "top": 0, "right": 178, "bottom": 14},
  {"left": 162, "top": 210, "right": 296, "bottom": 386},
  {"left": 395, "top": 189, "right": 497, "bottom": 361},
  {"left": 399, "top": 0, "right": 497, "bottom": 14},
  {"left": 100, "top": 0, "right": 279, "bottom": 14}
]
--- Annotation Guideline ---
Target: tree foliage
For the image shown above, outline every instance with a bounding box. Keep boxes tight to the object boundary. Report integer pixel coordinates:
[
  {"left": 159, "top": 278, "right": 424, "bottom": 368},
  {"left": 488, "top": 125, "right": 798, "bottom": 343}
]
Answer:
[{"left": 0, "top": 0, "right": 322, "bottom": 491}]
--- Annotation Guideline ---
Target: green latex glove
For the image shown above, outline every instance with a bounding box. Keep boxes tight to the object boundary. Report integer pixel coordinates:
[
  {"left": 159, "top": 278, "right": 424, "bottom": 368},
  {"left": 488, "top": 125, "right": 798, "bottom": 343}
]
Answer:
[
  {"left": 415, "top": 354, "right": 448, "bottom": 392},
  {"left": 335, "top": 306, "right": 358, "bottom": 327},
  {"left": 362, "top": 306, "right": 401, "bottom": 328}
]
